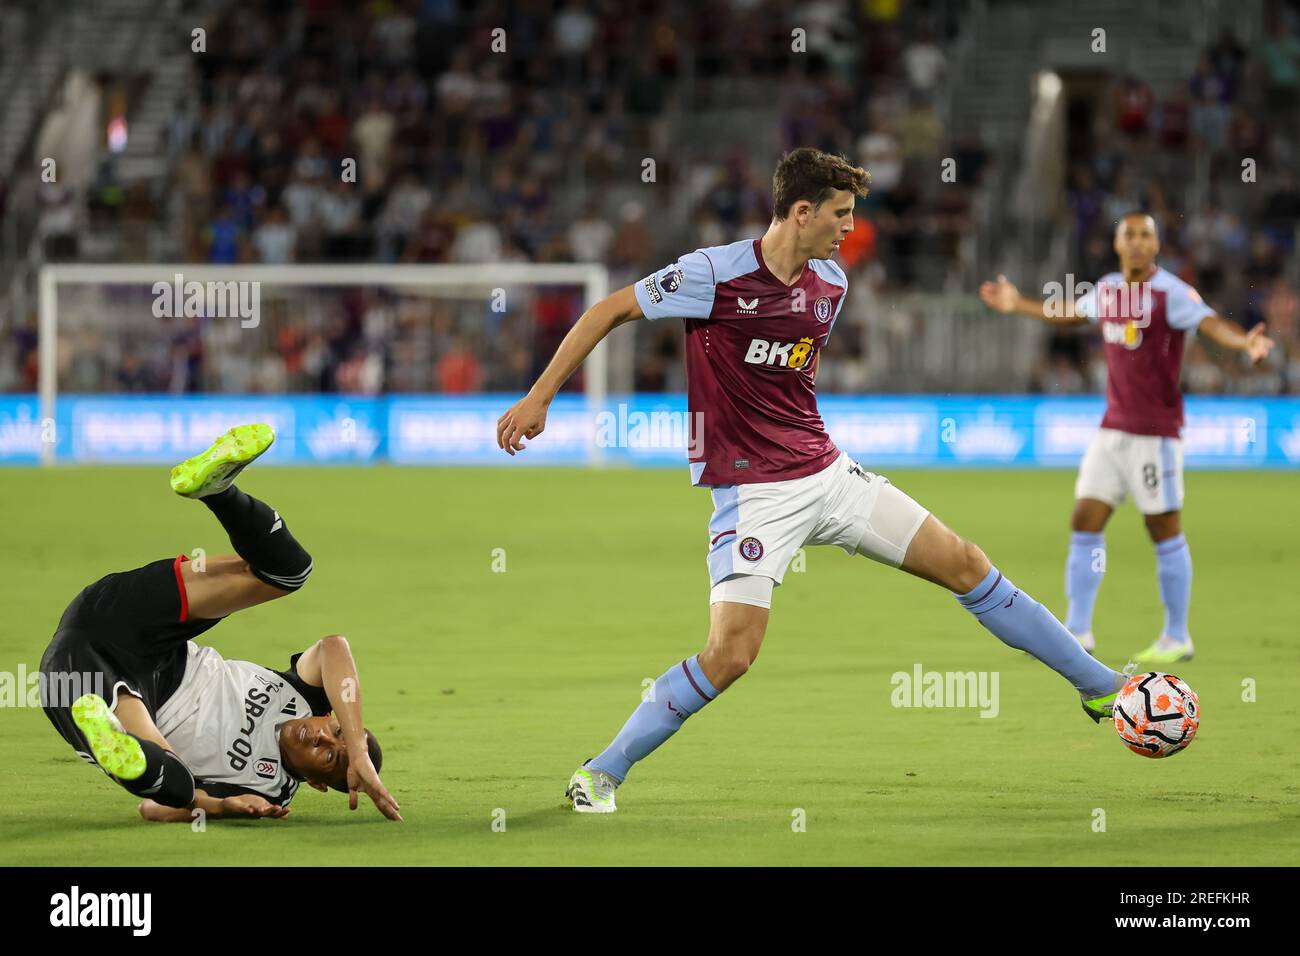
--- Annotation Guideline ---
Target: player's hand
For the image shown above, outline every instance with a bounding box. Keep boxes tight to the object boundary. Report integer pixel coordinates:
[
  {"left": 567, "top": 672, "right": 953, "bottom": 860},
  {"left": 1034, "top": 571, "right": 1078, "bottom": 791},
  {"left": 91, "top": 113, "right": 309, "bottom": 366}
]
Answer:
[
  {"left": 497, "top": 392, "right": 549, "bottom": 456},
  {"left": 979, "top": 274, "right": 1020, "bottom": 313},
  {"left": 347, "top": 752, "right": 403, "bottom": 821},
  {"left": 220, "top": 794, "right": 290, "bottom": 819},
  {"left": 1245, "top": 323, "right": 1275, "bottom": 365}
]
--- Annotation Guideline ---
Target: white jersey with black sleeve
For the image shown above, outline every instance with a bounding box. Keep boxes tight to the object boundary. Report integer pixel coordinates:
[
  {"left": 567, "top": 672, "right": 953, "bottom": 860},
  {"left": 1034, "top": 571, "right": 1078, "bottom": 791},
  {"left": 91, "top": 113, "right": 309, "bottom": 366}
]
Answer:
[{"left": 153, "top": 642, "right": 332, "bottom": 805}]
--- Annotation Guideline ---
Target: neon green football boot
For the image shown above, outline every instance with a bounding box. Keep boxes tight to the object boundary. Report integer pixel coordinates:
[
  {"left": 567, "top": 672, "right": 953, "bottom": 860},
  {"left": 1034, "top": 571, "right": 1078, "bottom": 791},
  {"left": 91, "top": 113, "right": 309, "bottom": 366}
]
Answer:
[
  {"left": 1081, "top": 690, "right": 1120, "bottom": 724},
  {"left": 1081, "top": 671, "right": 1131, "bottom": 724},
  {"left": 169, "top": 423, "right": 275, "bottom": 498},
  {"left": 1132, "top": 635, "right": 1195, "bottom": 664},
  {"left": 72, "top": 694, "right": 146, "bottom": 780}
]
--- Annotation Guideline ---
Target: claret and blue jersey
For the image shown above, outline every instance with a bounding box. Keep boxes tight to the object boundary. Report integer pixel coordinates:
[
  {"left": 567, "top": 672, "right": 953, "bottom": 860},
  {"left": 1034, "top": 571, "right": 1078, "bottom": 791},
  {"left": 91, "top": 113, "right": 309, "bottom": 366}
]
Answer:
[
  {"left": 1074, "top": 266, "right": 1215, "bottom": 438},
  {"left": 634, "top": 238, "right": 848, "bottom": 486}
]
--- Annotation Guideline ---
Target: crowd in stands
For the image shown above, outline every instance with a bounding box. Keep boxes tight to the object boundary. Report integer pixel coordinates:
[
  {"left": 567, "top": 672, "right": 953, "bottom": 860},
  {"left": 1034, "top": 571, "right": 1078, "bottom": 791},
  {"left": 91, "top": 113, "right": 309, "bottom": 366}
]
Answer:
[{"left": 1, "top": 0, "right": 1296, "bottom": 398}]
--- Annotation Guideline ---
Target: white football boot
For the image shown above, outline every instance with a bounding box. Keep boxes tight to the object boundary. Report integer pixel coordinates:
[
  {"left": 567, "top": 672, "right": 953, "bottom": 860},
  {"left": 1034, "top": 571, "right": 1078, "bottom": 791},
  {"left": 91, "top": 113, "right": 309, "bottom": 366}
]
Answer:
[{"left": 565, "top": 762, "right": 619, "bottom": 813}]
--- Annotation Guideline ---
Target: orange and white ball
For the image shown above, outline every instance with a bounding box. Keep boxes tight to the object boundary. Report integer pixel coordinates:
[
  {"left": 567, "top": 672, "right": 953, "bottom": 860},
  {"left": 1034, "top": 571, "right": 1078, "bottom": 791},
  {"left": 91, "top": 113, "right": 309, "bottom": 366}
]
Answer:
[{"left": 1113, "top": 672, "right": 1200, "bottom": 758}]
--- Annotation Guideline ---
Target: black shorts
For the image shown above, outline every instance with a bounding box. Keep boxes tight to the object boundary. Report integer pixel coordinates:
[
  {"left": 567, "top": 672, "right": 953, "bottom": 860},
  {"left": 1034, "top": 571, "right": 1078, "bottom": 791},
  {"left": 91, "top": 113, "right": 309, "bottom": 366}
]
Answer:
[{"left": 40, "top": 555, "right": 221, "bottom": 756}]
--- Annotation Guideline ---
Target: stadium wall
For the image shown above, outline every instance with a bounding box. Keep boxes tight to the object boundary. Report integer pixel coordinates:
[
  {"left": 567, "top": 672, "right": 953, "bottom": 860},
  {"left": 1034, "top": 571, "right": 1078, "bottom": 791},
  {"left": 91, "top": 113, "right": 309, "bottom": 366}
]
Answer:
[{"left": 1, "top": 395, "right": 1297, "bottom": 468}]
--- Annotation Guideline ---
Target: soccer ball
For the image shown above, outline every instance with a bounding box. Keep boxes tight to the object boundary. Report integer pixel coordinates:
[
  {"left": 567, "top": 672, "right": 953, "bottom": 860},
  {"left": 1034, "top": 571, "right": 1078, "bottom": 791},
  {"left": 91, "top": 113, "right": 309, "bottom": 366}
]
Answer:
[{"left": 1112, "top": 672, "right": 1200, "bottom": 758}]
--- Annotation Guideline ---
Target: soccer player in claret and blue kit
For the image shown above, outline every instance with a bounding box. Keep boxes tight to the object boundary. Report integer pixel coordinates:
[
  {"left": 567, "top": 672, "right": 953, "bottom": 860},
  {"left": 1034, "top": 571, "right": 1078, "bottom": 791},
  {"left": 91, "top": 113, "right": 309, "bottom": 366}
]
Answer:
[
  {"left": 980, "top": 213, "right": 1273, "bottom": 664},
  {"left": 498, "top": 147, "right": 1139, "bottom": 814}
]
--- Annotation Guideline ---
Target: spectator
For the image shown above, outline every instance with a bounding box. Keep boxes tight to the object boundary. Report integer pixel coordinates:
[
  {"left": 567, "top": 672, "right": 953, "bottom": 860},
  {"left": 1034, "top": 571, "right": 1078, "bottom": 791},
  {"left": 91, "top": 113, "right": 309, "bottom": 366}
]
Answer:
[
  {"left": 902, "top": 29, "right": 946, "bottom": 97},
  {"left": 608, "top": 200, "right": 653, "bottom": 270},
  {"left": 282, "top": 172, "right": 325, "bottom": 233},
  {"left": 1114, "top": 76, "right": 1154, "bottom": 138},
  {"left": 352, "top": 95, "right": 396, "bottom": 191},
  {"left": 1157, "top": 89, "right": 1191, "bottom": 152},
  {"left": 692, "top": 202, "right": 729, "bottom": 249},
  {"left": 449, "top": 205, "right": 503, "bottom": 263},
  {"left": 897, "top": 93, "right": 941, "bottom": 160},
  {"left": 1189, "top": 55, "right": 1231, "bottom": 153},
  {"left": 568, "top": 199, "right": 615, "bottom": 263},
  {"left": 335, "top": 344, "right": 384, "bottom": 394},
  {"left": 1229, "top": 103, "right": 1268, "bottom": 156},
  {"left": 856, "top": 117, "right": 902, "bottom": 193},
  {"left": 253, "top": 205, "right": 297, "bottom": 264},
  {"left": 436, "top": 337, "right": 483, "bottom": 393},
  {"left": 319, "top": 179, "right": 364, "bottom": 246},
  {"left": 552, "top": 1, "right": 597, "bottom": 64},
  {"left": 375, "top": 172, "right": 433, "bottom": 258},
  {"left": 400, "top": 207, "right": 455, "bottom": 263},
  {"left": 204, "top": 205, "right": 245, "bottom": 263}
]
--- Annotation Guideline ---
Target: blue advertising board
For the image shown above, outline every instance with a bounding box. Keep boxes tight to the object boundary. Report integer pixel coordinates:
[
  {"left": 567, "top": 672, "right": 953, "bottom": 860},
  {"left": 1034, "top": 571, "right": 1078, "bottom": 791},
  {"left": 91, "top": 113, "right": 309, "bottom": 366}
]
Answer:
[{"left": 2, "top": 394, "right": 1299, "bottom": 468}]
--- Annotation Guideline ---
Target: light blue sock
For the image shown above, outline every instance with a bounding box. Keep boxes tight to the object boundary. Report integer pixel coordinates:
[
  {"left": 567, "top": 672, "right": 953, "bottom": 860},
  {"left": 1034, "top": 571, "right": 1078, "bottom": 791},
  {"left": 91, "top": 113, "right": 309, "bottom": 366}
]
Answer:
[
  {"left": 1155, "top": 534, "right": 1192, "bottom": 642},
  {"left": 956, "top": 565, "right": 1121, "bottom": 698},
  {"left": 1065, "top": 531, "right": 1105, "bottom": 636},
  {"left": 589, "top": 656, "right": 719, "bottom": 782}
]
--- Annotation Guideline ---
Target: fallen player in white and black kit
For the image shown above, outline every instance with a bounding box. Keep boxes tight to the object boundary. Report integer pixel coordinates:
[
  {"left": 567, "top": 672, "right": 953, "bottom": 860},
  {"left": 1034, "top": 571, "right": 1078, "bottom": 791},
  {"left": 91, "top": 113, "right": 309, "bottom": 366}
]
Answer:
[{"left": 38, "top": 423, "right": 401, "bottom": 822}]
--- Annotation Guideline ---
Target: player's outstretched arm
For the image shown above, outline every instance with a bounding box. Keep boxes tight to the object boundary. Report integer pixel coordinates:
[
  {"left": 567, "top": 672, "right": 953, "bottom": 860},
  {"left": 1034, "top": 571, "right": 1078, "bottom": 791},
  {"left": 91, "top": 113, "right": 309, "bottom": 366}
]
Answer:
[
  {"left": 139, "top": 789, "right": 290, "bottom": 822},
  {"left": 979, "top": 274, "right": 1089, "bottom": 326},
  {"left": 497, "top": 284, "right": 644, "bottom": 455},
  {"left": 1197, "top": 314, "right": 1275, "bottom": 365},
  {"left": 296, "top": 634, "right": 402, "bottom": 821}
]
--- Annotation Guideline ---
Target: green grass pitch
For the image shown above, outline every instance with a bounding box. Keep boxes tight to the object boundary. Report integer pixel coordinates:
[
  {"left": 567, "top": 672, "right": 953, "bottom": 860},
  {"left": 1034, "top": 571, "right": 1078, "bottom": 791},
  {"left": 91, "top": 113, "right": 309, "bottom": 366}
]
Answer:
[{"left": 2, "top": 466, "right": 1297, "bottom": 866}]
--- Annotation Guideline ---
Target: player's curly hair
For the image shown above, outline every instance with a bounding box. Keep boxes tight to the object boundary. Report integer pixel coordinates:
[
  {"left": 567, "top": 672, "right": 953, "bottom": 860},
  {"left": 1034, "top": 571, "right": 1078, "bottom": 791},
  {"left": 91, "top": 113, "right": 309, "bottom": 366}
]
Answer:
[
  {"left": 330, "top": 728, "right": 383, "bottom": 793},
  {"left": 771, "top": 147, "right": 871, "bottom": 221}
]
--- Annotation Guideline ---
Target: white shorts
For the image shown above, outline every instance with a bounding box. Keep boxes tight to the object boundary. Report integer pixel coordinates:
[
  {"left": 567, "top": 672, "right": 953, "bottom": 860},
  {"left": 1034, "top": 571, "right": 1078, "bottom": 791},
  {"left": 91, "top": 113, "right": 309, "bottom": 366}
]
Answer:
[
  {"left": 706, "top": 453, "right": 930, "bottom": 606},
  {"left": 1075, "top": 427, "right": 1184, "bottom": 514}
]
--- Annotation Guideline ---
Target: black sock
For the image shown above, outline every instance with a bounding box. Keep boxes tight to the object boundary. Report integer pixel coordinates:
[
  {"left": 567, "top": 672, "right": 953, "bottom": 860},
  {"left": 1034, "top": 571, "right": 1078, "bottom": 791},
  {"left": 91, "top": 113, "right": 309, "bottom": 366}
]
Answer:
[
  {"left": 201, "top": 486, "right": 313, "bottom": 591},
  {"left": 117, "top": 740, "right": 196, "bottom": 809}
]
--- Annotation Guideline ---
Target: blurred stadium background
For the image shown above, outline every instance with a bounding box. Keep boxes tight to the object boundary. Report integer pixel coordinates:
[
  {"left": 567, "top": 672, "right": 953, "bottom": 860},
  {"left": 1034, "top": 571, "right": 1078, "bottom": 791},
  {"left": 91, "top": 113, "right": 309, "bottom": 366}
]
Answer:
[{"left": 0, "top": 0, "right": 1298, "bottom": 466}]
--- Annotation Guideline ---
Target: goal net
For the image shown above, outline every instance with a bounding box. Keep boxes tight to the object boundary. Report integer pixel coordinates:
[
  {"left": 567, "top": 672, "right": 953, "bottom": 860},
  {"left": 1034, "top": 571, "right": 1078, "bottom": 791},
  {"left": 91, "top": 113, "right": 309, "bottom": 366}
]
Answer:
[{"left": 36, "top": 262, "right": 610, "bottom": 466}]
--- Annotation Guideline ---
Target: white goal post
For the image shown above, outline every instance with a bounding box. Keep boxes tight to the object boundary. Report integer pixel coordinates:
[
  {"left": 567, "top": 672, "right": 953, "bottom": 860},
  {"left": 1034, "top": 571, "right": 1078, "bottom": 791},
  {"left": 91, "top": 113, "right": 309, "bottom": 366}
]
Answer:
[{"left": 37, "top": 262, "right": 610, "bottom": 466}]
